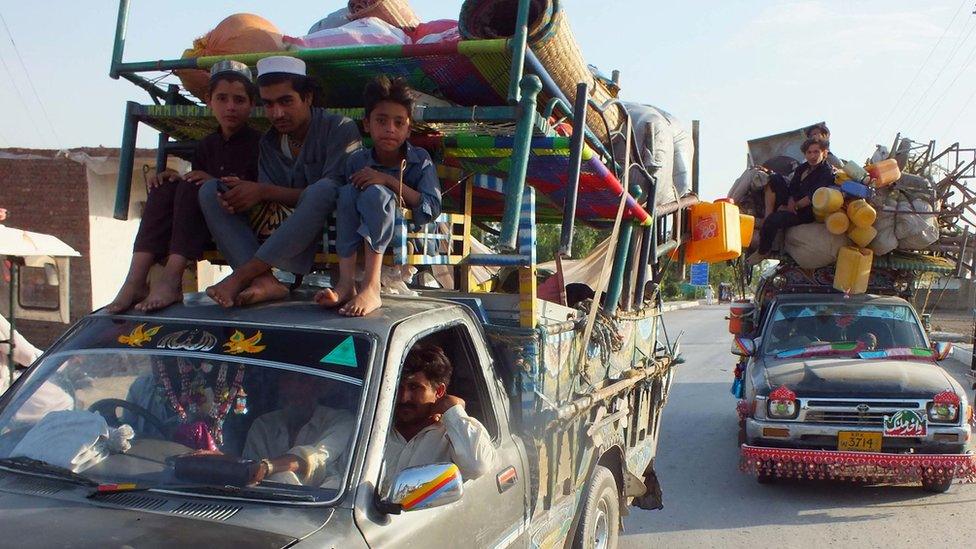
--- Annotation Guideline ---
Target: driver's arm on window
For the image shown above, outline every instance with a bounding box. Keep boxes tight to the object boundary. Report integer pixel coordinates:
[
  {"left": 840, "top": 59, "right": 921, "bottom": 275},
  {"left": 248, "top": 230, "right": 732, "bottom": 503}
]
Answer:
[{"left": 442, "top": 405, "right": 495, "bottom": 481}]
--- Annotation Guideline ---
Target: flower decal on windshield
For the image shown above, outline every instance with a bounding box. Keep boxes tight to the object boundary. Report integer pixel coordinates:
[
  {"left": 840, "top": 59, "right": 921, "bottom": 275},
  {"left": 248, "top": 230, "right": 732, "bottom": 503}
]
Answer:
[
  {"left": 118, "top": 323, "right": 162, "bottom": 347},
  {"left": 223, "top": 330, "right": 267, "bottom": 355}
]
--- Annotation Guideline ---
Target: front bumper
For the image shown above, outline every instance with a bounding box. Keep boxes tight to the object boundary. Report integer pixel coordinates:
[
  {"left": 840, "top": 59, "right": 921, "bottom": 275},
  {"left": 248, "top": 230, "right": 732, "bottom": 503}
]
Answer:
[
  {"left": 740, "top": 444, "right": 976, "bottom": 483},
  {"left": 745, "top": 417, "right": 971, "bottom": 451}
]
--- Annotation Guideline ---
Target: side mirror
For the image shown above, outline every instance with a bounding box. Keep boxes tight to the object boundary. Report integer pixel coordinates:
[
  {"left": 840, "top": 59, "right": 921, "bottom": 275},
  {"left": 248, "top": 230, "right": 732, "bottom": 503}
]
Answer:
[
  {"left": 379, "top": 463, "right": 463, "bottom": 514},
  {"left": 732, "top": 337, "right": 756, "bottom": 357},
  {"left": 932, "top": 342, "right": 953, "bottom": 361}
]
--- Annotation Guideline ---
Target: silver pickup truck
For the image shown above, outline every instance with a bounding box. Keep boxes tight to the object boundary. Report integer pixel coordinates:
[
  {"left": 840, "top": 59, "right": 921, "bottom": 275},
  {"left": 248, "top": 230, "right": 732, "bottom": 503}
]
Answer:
[
  {"left": 733, "top": 291, "right": 975, "bottom": 492},
  {"left": 0, "top": 289, "right": 675, "bottom": 548}
]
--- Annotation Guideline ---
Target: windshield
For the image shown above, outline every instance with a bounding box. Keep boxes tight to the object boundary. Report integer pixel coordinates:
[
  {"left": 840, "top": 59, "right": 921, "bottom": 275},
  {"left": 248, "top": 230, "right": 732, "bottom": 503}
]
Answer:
[
  {"left": 0, "top": 318, "right": 373, "bottom": 504},
  {"left": 763, "top": 302, "right": 927, "bottom": 356}
]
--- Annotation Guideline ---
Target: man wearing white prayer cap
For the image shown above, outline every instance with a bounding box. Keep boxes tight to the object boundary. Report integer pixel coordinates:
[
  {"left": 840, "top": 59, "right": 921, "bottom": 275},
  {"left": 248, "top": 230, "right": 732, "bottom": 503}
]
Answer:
[{"left": 200, "top": 55, "right": 362, "bottom": 306}]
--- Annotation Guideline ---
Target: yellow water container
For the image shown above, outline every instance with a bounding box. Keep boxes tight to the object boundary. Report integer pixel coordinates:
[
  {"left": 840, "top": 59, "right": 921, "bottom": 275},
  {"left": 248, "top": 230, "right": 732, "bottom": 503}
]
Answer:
[
  {"left": 867, "top": 159, "right": 901, "bottom": 187},
  {"left": 847, "top": 199, "right": 877, "bottom": 228},
  {"left": 686, "top": 199, "right": 742, "bottom": 263},
  {"left": 848, "top": 225, "right": 878, "bottom": 247},
  {"left": 833, "top": 246, "right": 873, "bottom": 294},
  {"left": 834, "top": 171, "right": 850, "bottom": 184},
  {"left": 825, "top": 211, "right": 850, "bottom": 235},
  {"left": 740, "top": 214, "right": 755, "bottom": 248},
  {"left": 813, "top": 207, "right": 827, "bottom": 222},
  {"left": 812, "top": 187, "right": 844, "bottom": 213}
]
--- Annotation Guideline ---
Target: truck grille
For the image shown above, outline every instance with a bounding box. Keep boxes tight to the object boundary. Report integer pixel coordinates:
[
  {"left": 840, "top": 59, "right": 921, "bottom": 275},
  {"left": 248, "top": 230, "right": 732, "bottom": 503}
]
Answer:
[{"left": 803, "top": 411, "right": 887, "bottom": 426}]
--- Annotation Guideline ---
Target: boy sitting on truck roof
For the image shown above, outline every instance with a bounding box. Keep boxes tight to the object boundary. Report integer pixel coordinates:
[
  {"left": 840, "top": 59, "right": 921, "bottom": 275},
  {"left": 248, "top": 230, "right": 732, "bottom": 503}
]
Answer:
[
  {"left": 200, "top": 56, "right": 362, "bottom": 308},
  {"left": 108, "top": 61, "right": 261, "bottom": 314},
  {"left": 315, "top": 76, "right": 441, "bottom": 317},
  {"left": 749, "top": 138, "right": 833, "bottom": 264}
]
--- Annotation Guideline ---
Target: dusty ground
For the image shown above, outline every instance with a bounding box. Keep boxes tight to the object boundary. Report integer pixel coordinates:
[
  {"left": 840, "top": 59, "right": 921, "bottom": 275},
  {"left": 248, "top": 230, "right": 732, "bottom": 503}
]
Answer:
[{"left": 926, "top": 309, "right": 975, "bottom": 338}]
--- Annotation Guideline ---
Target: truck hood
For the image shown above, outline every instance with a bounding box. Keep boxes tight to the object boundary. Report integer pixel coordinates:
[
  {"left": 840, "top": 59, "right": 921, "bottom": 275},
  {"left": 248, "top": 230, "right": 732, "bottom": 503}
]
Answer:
[
  {"left": 0, "top": 490, "right": 304, "bottom": 548},
  {"left": 759, "top": 357, "right": 957, "bottom": 398}
]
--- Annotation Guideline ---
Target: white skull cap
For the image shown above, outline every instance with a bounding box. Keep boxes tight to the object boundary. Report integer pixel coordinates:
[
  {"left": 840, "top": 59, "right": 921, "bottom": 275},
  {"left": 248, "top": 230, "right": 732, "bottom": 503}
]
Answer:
[{"left": 256, "top": 56, "right": 307, "bottom": 78}]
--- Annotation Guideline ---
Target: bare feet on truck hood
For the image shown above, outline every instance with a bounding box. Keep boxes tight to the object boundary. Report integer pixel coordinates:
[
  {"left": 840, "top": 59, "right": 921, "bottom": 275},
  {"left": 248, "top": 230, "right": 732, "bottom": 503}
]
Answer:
[
  {"left": 135, "top": 281, "right": 183, "bottom": 312},
  {"left": 339, "top": 285, "right": 381, "bottom": 317},
  {"left": 236, "top": 272, "right": 289, "bottom": 306},
  {"left": 315, "top": 282, "right": 356, "bottom": 309},
  {"left": 106, "top": 281, "right": 149, "bottom": 314}
]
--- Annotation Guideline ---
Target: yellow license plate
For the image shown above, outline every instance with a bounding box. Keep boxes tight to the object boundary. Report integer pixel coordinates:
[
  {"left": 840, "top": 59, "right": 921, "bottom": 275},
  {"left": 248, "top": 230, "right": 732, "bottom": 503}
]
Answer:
[{"left": 837, "top": 431, "right": 882, "bottom": 452}]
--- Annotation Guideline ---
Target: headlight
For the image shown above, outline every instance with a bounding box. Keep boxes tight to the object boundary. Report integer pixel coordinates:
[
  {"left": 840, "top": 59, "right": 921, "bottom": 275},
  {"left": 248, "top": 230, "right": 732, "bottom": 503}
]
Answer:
[
  {"left": 767, "top": 385, "right": 799, "bottom": 420},
  {"left": 928, "top": 390, "right": 961, "bottom": 423}
]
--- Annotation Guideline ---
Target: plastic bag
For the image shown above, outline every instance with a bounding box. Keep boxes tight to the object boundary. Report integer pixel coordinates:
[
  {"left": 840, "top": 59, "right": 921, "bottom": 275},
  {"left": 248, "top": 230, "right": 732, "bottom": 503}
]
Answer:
[
  {"left": 176, "top": 14, "right": 284, "bottom": 101},
  {"left": 11, "top": 410, "right": 133, "bottom": 473},
  {"left": 784, "top": 223, "right": 849, "bottom": 269},
  {"left": 410, "top": 19, "right": 460, "bottom": 44},
  {"left": 869, "top": 195, "right": 898, "bottom": 256},
  {"left": 308, "top": 8, "right": 351, "bottom": 34},
  {"left": 896, "top": 198, "right": 939, "bottom": 250},
  {"left": 284, "top": 17, "right": 409, "bottom": 49}
]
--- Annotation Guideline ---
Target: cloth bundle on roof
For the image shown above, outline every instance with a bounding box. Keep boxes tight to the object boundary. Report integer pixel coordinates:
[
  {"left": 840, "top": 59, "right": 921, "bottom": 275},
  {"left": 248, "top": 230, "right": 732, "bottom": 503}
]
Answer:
[
  {"left": 348, "top": 0, "right": 420, "bottom": 31},
  {"left": 616, "top": 102, "right": 694, "bottom": 207},
  {"left": 175, "top": 14, "right": 284, "bottom": 101},
  {"left": 285, "top": 17, "right": 410, "bottom": 49},
  {"left": 459, "top": 0, "right": 623, "bottom": 145}
]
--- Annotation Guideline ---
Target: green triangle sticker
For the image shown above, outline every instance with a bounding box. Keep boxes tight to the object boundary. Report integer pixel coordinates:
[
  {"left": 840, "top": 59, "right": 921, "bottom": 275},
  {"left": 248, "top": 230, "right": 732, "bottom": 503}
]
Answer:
[{"left": 320, "top": 336, "right": 358, "bottom": 368}]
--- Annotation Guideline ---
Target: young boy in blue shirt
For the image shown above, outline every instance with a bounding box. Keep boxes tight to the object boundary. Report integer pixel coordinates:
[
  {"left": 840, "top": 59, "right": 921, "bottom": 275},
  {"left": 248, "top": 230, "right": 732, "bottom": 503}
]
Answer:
[{"left": 316, "top": 76, "right": 441, "bottom": 316}]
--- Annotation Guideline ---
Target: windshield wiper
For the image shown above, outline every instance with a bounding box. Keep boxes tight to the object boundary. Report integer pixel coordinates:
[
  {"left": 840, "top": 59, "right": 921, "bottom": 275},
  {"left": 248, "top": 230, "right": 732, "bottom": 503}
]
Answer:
[
  {"left": 148, "top": 483, "right": 317, "bottom": 502},
  {"left": 0, "top": 457, "right": 96, "bottom": 487}
]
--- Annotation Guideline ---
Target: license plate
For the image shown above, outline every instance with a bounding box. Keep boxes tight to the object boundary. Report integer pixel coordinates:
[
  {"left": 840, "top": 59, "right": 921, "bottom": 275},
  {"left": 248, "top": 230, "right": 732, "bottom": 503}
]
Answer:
[{"left": 837, "top": 431, "right": 882, "bottom": 452}]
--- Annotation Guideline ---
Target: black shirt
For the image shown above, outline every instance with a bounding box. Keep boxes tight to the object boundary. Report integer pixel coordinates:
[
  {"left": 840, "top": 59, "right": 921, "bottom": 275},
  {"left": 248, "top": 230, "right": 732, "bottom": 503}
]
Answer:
[
  {"left": 191, "top": 125, "right": 262, "bottom": 180},
  {"left": 789, "top": 160, "right": 834, "bottom": 203}
]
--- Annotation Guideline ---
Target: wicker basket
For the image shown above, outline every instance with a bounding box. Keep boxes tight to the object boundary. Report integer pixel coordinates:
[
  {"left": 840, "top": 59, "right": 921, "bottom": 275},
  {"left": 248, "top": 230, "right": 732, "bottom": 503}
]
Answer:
[
  {"left": 459, "top": 0, "right": 622, "bottom": 145},
  {"left": 348, "top": 0, "right": 420, "bottom": 31}
]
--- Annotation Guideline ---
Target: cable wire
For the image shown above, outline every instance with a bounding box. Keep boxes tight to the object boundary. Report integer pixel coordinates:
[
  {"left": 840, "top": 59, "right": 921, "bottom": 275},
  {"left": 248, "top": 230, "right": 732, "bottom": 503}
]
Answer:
[
  {"left": 869, "top": 0, "right": 969, "bottom": 144},
  {"left": 0, "top": 12, "right": 61, "bottom": 144},
  {"left": 0, "top": 52, "right": 42, "bottom": 143},
  {"left": 916, "top": 36, "right": 976, "bottom": 134},
  {"left": 900, "top": 10, "right": 976, "bottom": 133}
]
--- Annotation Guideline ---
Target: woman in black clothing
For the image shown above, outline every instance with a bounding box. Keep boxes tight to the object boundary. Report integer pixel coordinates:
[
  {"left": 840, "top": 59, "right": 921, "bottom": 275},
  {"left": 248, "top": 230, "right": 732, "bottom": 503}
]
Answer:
[{"left": 748, "top": 138, "right": 834, "bottom": 263}]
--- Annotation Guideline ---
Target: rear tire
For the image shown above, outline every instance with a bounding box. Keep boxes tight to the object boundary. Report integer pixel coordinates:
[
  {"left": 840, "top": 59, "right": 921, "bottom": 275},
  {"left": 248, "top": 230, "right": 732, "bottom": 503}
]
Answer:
[
  {"left": 921, "top": 476, "right": 952, "bottom": 493},
  {"left": 572, "top": 465, "right": 619, "bottom": 549}
]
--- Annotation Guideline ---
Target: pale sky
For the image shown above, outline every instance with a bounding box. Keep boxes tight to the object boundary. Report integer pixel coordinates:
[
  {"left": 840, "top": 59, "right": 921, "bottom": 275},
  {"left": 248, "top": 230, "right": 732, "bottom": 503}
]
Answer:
[{"left": 1, "top": 0, "right": 973, "bottom": 200}]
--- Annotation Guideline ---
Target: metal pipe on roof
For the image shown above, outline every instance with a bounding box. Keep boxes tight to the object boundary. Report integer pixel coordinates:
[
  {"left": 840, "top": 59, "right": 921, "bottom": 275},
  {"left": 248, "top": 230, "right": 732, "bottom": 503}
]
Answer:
[
  {"left": 114, "top": 102, "right": 139, "bottom": 221},
  {"left": 559, "top": 82, "right": 589, "bottom": 258}
]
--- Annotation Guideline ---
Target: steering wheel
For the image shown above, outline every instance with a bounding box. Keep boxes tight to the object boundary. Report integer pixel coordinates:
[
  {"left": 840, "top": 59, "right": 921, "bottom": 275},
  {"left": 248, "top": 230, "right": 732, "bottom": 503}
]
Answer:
[{"left": 88, "top": 398, "right": 170, "bottom": 438}]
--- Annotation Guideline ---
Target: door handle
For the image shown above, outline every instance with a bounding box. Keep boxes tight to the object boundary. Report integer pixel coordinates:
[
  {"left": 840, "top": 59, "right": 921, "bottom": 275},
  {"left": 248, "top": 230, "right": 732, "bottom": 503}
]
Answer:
[{"left": 496, "top": 466, "right": 518, "bottom": 493}]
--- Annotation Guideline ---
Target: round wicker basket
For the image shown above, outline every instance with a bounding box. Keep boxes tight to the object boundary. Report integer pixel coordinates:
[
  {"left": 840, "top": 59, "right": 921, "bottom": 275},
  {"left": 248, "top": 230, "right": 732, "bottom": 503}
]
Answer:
[
  {"left": 459, "top": 0, "right": 622, "bottom": 145},
  {"left": 347, "top": 0, "right": 420, "bottom": 31}
]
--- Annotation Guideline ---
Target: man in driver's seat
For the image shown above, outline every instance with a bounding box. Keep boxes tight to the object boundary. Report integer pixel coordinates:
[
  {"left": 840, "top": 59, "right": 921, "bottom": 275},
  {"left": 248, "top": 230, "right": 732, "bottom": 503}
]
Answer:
[
  {"left": 243, "top": 372, "right": 355, "bottom": 487},
  {"left": 384, "top": 344, "right": 495, "bottom": 485}
]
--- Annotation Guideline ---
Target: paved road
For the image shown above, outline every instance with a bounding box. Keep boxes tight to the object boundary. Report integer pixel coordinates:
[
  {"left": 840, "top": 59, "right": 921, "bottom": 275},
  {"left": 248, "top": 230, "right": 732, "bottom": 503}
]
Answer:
[{"left": 621, "top": 305, "right": 975, "bottom": 549}]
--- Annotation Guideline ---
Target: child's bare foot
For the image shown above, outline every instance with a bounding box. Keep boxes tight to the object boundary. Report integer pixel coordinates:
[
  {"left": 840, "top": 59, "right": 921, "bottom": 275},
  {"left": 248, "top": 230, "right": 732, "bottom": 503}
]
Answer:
[
  {"left": 315, "top": 282, "right": 356, "bottom": 308},
  {"left": 206, "top": 274, "right": 248, "bottom": 308},
  {"left": 236, "top": 273, "right": 289, "bottom": 306},
  {"left": 135, "top": 281, "right": 184, "bottom": 312},
  {"left": 339, "top": 285, "right": 381, "bottom": 317},
  {"left": 106, "top": 282, "right": 148, "bottom": 314}
]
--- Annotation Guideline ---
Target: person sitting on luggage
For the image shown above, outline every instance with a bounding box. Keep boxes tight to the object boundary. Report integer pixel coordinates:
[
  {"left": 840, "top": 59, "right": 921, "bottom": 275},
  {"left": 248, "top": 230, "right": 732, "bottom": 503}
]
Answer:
[
  {"left": 315, "top": 76, "right": 441, "bottom": 317},
  {"left": 805, "top": 123, "right": 843, "bottom": 169},
  {"left": 748, "top": 138, "right": 834, "bottom": 264},
  {"left": 200, "top": 56, "right": 362, "bottom": 308},
  {"left": 108, "top": 61, "right": 261, "bottom": 313},
  {"left": 382, "top": 343, "right": 494, "bottom": 488}
]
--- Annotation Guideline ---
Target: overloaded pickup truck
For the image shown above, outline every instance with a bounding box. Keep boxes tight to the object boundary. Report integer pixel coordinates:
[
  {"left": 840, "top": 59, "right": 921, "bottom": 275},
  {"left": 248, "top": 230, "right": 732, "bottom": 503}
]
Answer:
[
  {"left": 0, "top": 288, "right": 675, "bottom": 547},
  {"left": 732, "top": 265, "right": 976, "bottom": 492}
]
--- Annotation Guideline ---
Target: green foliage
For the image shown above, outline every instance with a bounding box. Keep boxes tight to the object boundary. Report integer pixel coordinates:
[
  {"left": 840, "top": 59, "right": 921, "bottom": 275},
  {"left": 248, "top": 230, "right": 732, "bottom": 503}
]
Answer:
[{"left": 472, "top": 222, "right": 608, "bottom": 261}]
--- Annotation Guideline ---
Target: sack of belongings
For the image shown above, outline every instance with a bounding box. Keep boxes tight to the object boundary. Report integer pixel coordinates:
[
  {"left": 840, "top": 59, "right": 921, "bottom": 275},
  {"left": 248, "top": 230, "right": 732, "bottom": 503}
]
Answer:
[
  {"left": 869, "top": 193, "right": 899, "bottom": 256},
  {"left": 894, "top": 196, "right": 939, "bottom": 250},
  {"left": 176, "top": 14, "right": 284, "bottom": 101},
  {"left": 615, "top": 102, "right": 694, "bottom": 207},
  {"left": 727, "top": 167, "right": 769, "bottom": 216},
  {"left": 285, "top": 17, "right": 410, "bottom": 49},
  {"left": 784, "top": 222, "right": 849, "bottom": 269}
]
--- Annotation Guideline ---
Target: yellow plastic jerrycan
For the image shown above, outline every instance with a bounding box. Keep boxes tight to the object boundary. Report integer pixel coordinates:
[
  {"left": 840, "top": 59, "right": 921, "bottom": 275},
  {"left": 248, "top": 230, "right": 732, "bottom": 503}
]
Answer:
[
  {"left": 825, "top": 211, "right": 850, "bottom": 235},
  {"left": 740, "top": 214, "right": 755, "bottom": 248},
  {"left": 812, "top": 187, "right": 844, "bottom": 213},
  {"left": 867, "top": 159, "right": 901, "bottom": 187},
  {"left": 847, "top": 199, "right": 877, "bottom": 228},
  {"left": 813, "top": 208, "right": 827, "bottom": 222},
  {"left": 834, "top": 246, "right": 873, "bottom": 294},
  {"left": 848, "top": 225, "right": 878, "bottom": 247},
  {"left": 686, "top": 199, "right": 742, "bottom": 263}
]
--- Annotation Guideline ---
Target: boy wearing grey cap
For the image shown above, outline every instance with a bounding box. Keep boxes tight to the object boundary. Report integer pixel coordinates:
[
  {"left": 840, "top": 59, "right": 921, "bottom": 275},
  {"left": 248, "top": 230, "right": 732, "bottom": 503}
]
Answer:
[
  {"left": 200, "top": 55, "right": 362, "bottom": 307},
  {"left": 108, "top": 60, "right": 260, "bottom": 313}
]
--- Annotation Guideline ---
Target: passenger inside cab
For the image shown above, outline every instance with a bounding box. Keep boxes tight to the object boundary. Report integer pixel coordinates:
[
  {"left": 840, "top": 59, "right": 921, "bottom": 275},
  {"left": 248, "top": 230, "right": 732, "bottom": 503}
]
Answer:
[{"left": 383, "top": 343, "right": 495, "bottom": 487}]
